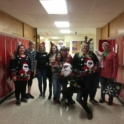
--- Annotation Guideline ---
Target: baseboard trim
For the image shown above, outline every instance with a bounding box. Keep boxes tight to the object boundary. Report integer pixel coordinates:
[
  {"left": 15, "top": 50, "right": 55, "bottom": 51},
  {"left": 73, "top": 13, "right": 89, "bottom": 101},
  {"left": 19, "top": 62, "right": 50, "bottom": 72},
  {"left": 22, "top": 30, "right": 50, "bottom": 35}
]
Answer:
[
  {"left": 117, "top": 97, "right": 124, "bottom": 106},
  {"left": 0, "top": 91, "right": 14, "bottom": 104}
]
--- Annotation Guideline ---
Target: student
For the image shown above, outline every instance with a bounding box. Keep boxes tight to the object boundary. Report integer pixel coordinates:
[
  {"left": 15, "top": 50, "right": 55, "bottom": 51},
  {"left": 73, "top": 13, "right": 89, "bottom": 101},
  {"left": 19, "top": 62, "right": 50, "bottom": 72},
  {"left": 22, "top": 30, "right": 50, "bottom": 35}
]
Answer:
[{"left": 10, "top": 45, "right": 31, "bottom": 106}]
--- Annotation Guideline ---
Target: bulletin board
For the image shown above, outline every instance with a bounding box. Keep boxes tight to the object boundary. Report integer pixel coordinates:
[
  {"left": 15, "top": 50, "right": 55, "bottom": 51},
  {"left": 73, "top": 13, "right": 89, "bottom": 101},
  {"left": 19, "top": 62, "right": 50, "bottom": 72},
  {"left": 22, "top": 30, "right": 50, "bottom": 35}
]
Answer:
[{"left": 72, "top": 41, "right": 81, "bottom": 54}]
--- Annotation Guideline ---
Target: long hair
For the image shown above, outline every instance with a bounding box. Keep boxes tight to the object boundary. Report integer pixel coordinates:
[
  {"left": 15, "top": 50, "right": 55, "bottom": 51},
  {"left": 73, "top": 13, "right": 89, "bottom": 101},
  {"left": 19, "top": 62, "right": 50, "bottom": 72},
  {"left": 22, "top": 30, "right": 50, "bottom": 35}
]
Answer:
[
  {"left": 49, "top": 45, "right": 58, "bottom": 57},
  {"left": 16, "top": 44, "right": 25, "bottom": 55},
  {"left": 55, "top": 52, "right": 63, "bottom": 63}
]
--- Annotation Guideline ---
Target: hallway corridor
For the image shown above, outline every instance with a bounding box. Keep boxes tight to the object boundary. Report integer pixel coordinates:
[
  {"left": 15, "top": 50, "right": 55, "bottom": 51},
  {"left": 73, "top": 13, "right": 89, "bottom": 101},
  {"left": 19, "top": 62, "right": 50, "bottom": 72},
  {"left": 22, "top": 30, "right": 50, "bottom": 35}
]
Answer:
[{"left": 0, "top": 78, "right": 124, "bottom": 124}]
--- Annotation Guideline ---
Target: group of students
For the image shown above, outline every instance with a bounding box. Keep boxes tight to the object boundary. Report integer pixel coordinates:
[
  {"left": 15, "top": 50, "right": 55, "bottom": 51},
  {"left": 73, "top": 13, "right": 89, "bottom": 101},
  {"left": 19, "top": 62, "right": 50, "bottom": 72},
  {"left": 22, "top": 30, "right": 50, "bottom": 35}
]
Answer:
[{"left": 10, "top": 40, "right": 118, "bottom": 120}]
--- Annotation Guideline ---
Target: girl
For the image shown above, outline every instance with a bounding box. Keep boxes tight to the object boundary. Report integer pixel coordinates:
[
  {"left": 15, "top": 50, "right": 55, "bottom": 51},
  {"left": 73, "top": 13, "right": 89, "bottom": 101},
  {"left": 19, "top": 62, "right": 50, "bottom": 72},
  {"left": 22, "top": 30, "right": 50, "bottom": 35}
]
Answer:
[
  {"left": 10, "top": 45, "right": 31, "bottom": 106},
  {"left": 52, "top": 52, "right": 63, "bottom": 104}
]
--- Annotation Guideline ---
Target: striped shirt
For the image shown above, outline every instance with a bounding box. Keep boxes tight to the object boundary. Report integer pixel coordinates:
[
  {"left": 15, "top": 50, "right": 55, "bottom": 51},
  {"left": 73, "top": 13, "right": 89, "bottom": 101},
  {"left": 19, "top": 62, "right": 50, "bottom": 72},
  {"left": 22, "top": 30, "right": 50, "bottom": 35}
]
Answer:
[{"left": 25, "top": 49, "right": 37, "bottom": 71}]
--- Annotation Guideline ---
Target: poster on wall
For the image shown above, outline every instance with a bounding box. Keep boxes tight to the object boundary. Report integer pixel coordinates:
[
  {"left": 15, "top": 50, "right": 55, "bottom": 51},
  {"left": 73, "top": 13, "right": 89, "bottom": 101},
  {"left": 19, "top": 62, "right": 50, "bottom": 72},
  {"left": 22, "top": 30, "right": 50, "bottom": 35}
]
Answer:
[{"left": 72, "top": 41, "right": 81, "bottom": 54}]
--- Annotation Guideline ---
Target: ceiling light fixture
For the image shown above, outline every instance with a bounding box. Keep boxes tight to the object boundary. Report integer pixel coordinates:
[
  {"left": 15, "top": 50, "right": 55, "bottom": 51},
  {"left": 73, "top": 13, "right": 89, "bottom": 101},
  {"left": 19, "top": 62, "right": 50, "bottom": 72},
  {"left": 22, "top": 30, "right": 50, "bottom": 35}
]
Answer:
[
  {"left": 60, "top": 30, "right": 70, "bottom": 33},
  {"left": 54, "top": 21, "right": 69, "bottom": 28},
  {"left": 39, "top": 0, "right": 67, "bottom": 14},
  {"left": 52, "top": 37, "right": 59, "bottom": 39}
]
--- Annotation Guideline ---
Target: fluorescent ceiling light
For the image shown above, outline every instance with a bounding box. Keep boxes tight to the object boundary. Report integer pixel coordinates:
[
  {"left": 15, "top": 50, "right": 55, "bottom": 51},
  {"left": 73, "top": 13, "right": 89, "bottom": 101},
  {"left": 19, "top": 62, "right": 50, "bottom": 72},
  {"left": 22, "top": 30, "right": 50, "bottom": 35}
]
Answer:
[
  {"left": 40, "top": 36, "right": 44, "bottom": 39},
  {"left": 39, "top": 0, "right": 67, "bottom": 14},
  {"left": 54, "top": 21, "right": 69, "bottom": 28},
  {"left": 60, "top": 30, "right": 70, "bottom": 33},
  {"left": 52, "top": 37, "right": 59, "bottom": 39}
]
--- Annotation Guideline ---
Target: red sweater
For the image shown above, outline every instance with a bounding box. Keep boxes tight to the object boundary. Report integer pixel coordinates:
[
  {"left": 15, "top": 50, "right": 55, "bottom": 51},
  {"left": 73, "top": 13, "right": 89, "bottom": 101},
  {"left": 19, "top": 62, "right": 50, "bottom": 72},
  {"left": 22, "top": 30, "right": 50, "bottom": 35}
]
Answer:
[{"left": 100, "top": 51, "right": 118, "bottom": 79}]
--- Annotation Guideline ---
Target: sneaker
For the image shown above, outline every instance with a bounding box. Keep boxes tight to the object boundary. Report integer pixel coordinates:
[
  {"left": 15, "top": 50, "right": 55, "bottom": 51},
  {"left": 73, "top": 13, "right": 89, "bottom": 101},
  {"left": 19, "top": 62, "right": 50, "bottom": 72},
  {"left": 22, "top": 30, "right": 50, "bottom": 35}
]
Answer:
[
  {"left": 28, "top": 93, "right": 34, "bottom": 99},
  {"left": 48, "top": 95, "right": 51, "bottom": 100},
  {"left": 65, "top": 100, "right": 75, "bottom": 105},
  {"left": 42, "top": 94, "right": 46, "bottom": 99},
  {"left": 25, "top": 94, "right": 29, "bottom": 99},
  {"left": 99, "top": 99, "right": 105, "bottom": 103},
  {"left": 39, "top": 94, "right": 42, "bottom": 98},
  {"left": 90, "top": 99, "right": 99, "bottom": 105},
  {"left": 87, "top": 112, "right": 93, "bottom": 120},
  {"left": 107, "top": 101, "right": 113, "bottom": 105},
  {"left": 16, "top": 100, "right": 21, "bottom": 106},
  {"left": 56, "top": 100, "right": 61, "bottom": 105},
  {"left": 61, "top": 98, "right": 66, "bottom": 102},
  {"left": 21, "top": 98, "right": 28, "bottom": 103}
]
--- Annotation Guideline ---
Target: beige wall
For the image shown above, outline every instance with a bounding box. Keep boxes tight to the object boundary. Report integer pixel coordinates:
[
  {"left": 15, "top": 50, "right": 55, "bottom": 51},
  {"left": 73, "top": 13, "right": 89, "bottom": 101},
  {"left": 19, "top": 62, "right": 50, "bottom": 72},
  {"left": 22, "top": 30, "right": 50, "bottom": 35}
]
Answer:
[
  {"left": 96, "top": 28, "right": 102, "bottom": 50},
  {"left": 0, "top": 10, "right": 37, "bottom": 41},
  {"left": 64, "top": 34, "right": 96, "bottom": 56}
]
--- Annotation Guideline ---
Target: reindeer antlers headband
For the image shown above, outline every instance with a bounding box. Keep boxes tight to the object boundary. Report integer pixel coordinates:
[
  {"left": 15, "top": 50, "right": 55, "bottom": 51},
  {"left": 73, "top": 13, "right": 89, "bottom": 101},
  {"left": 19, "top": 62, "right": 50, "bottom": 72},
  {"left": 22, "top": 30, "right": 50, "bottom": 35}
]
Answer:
[{"left": 81, "top": 36, "right": 93, "bottom": 45}]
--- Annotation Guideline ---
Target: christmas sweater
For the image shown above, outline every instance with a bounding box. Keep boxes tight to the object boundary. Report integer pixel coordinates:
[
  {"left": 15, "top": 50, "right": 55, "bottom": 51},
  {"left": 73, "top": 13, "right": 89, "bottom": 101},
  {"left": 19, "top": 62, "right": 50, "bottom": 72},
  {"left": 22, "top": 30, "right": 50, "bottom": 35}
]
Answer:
[{"left": 10, "top": 54, "right": 31, "bottom": 81}]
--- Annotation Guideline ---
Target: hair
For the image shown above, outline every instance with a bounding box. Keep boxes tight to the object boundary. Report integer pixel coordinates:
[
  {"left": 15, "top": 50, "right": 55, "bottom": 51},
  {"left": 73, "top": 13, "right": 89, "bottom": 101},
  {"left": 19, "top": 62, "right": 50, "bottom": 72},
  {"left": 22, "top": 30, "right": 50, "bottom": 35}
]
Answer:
[
  {"left": 78, "top": 42, "right": 89, "bottom": 57},
  {"left": 55, "top": 52, "right": 63, "bottom": 62},
  {"left": 29, "top": 41, "right": 35, "bottom": 45},
  {"left": 49, "top": 45, "right": 58, "bottom": 57},
  {"left": 39, "top": 43, "right": 45, "bottom": 52},
  {"left": 16, "top": 44, "right": 25, "bottom": 55}
]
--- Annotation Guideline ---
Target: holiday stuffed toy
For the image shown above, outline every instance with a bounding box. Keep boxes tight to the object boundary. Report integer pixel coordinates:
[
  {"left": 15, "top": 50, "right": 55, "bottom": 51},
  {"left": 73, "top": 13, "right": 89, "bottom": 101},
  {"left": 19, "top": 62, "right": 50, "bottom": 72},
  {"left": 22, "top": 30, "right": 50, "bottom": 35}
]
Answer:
[
  {"left": 19, "top": 62, "right": 30, "bottom": 77},
  {"left": 60, "top": 63, "right": 83, "bottom": 88},
  {"left": 57, "top": 40, "right": 64, "bottom": 51},
  {"left": 95, "top": 50, "right": 104, "bottom": 68},
  {"left": 83, "top": 57, "right": 94, "bottom": 74}
]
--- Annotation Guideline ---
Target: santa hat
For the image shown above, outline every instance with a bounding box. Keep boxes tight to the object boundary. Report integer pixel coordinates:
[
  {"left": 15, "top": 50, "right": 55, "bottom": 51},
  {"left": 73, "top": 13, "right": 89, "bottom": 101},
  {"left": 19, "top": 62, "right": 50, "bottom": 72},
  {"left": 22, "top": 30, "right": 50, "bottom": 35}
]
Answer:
[
  {"left": 58, "top": 40, "right": 64, "bottom": 44},
  {"left": 102, "top": 42, "right": 109, "bottom": 47},
  {"left": 63, "top": 62, "right": 72, "bottom": 68},
  {"left": 23, "top": 62, "right": 28, "bottom": 65},
  {"left": 85, "top": 57, "right": 92, "bottom": 62}
]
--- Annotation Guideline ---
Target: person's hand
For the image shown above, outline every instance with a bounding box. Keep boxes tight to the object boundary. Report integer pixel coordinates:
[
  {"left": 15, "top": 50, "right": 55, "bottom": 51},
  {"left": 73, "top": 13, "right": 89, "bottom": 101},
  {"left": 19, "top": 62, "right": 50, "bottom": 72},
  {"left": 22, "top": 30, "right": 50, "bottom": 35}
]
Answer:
[
  {"left": 12, "top": 76, "right": 17, "bottom": 81},
  {"left": 93, "top": 66, "right": 98, "bottom": 72},
  {"left": 109, "top": 78, "right": 114, "bottom": 82},
  {"left": 27, "top": 76, "right": 30, "bottom": 81},
  {"left": 10, "top": 54, "right": 15, "bottom": 59},
  {"left": 60, "top": 72, "right": 64, "bottom": 76}
]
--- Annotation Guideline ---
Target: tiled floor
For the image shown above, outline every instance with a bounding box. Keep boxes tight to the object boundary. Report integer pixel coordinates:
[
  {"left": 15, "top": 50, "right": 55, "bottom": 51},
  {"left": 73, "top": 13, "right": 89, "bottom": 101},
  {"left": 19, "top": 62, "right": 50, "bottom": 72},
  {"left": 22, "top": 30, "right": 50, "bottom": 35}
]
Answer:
[{"left": 0, "top": 78, "right": 124, "bottom": 124}]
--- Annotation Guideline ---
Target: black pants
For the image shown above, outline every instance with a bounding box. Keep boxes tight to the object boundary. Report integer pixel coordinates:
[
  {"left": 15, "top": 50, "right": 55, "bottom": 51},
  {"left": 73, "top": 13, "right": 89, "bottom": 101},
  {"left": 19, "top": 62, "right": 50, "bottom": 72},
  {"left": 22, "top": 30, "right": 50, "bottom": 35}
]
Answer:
[
  {"left": 83, "top": 73, "right": 99, "bottom": 101},
  {"left": 14, "top": 80, "right": 27, "bottom": 101},
  {"left": 46, "top": 66, "right": 52, "bottom": 94},
  {"left": 61, "top": 86, "right": 91, "bottom": 114}
]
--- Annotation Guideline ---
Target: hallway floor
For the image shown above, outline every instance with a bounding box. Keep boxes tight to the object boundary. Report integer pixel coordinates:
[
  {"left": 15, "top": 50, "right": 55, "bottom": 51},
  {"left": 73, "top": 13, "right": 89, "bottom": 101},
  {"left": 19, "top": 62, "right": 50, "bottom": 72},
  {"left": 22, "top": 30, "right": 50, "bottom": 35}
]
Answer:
[{"left": 0, "top": 78, "right": 124, "bottom": 124}]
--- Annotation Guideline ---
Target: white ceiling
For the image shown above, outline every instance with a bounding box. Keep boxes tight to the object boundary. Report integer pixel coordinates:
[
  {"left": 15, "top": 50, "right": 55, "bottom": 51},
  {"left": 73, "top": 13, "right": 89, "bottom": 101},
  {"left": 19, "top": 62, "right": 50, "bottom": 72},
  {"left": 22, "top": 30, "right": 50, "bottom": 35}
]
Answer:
[{"left": 0, "top": 0, "right": 124, "bottom": 39}]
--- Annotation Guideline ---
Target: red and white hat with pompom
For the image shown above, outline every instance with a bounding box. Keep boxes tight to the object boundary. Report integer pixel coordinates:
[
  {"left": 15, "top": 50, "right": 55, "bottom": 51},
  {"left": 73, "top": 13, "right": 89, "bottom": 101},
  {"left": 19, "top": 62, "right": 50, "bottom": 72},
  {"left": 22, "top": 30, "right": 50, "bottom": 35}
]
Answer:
[{"left": 63, "top": 62, "right": 72, "bottom": 68}]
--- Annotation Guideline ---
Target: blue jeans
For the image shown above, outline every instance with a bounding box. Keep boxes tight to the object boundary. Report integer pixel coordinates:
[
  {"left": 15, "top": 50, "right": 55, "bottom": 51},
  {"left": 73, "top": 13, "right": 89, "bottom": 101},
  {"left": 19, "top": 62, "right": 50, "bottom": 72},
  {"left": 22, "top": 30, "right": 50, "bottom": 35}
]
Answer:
[
  {"left": 36, "top": 69, "right": 47, "bottom": 95},
  {"left": 52, "top": 77, "right": 61, "bottom": 100}
]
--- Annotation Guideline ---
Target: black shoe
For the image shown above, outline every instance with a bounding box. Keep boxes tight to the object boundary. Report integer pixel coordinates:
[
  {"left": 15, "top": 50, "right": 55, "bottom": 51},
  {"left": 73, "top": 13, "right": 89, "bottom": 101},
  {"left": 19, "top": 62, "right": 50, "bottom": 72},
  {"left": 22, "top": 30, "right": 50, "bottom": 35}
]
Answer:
[
  {"left": 21, "top": 98, "right": 28, "bottom": 103},
  {"left": 48, "top": 95, "right": 51, "bottom": 100},
  {"left": 42, "top": 94, "right": 46, "bottom": 99},
  {"left": 90, "top": 99, "right": 99, "bottom": 105},
  {"left": 39, "top": 94, "right": 42, "bottom": 98},
  {"left": 25, "top": 94, "right": 29, "bottom": 99},
  {"left": 16, "top": 100, "right": 21, "bottom": 106},
  {"left": 65, "top": 100, "right": 75, "bottom": 105},
  {"left": 87, "top": 112, "right": 93, "bottom": 120},
  {"left": 99, "top": 99, "right": 105, "bottom": 103},
  {"left": 107, "top": 101, "right": 113, "bottom": 105},
  {"left": 28, "top": 93, "right": 34, "bottom": 99}
]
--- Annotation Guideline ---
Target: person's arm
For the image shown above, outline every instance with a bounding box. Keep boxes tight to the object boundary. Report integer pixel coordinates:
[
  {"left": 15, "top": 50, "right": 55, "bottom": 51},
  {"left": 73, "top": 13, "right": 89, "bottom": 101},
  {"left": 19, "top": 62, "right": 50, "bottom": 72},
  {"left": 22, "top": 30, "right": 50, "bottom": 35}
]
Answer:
[
  {"left": 72, "top": 53, "right": 78, "bottom": 69},
  {"left": 112, "top": 53, "right": 118, "bottom": 79}
]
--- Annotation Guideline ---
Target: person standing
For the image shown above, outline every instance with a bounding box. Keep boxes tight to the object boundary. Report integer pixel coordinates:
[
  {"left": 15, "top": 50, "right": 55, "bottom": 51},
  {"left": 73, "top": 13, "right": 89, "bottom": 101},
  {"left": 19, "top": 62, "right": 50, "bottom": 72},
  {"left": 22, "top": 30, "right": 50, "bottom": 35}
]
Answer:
[
  {"left": 47, "top": 43, "right": 58, "bottom": 99},
  {"left": 36, "top": 42, "right": 48, "bottom": 99},
  {"left": 60, "top": 46, "right": 72, "bottom": 101},
  {"left": 99, "top": 42, "right": 118, "bottom": 105},
  {"left": 10, "top": 45, "right": 31, "bottom": 106},
  {"left": 25, "top": 41, "right": 37, "bottom": 99}
]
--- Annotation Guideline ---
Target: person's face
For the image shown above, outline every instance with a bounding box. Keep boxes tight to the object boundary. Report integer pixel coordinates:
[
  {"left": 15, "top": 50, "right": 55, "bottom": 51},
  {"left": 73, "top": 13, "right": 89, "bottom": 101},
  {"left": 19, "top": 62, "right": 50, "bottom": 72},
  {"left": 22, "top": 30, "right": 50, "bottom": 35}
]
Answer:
[
  {"left": 82, "top": 43, "right": 89, "bottom": 53},
  {"left": 102, "top": 45, "right": 109, "bottom": 51},
  {"left": 39, "top": 44, "right": 44, "bottom": 51},
  {"left": 19, "top": 46, "right": 25, "bottom": 54},
  {"left": 29, "top": 43, "right": 35, "bottom": 50},
  {"left": 52, "top": 46, "right": 57, "bottom": 53},
  {"left": 61, "top": 49, "right": 67, "bottom": 57},
  {"left": 56, "top": 53, "right": 61, "bottom": 61}
]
